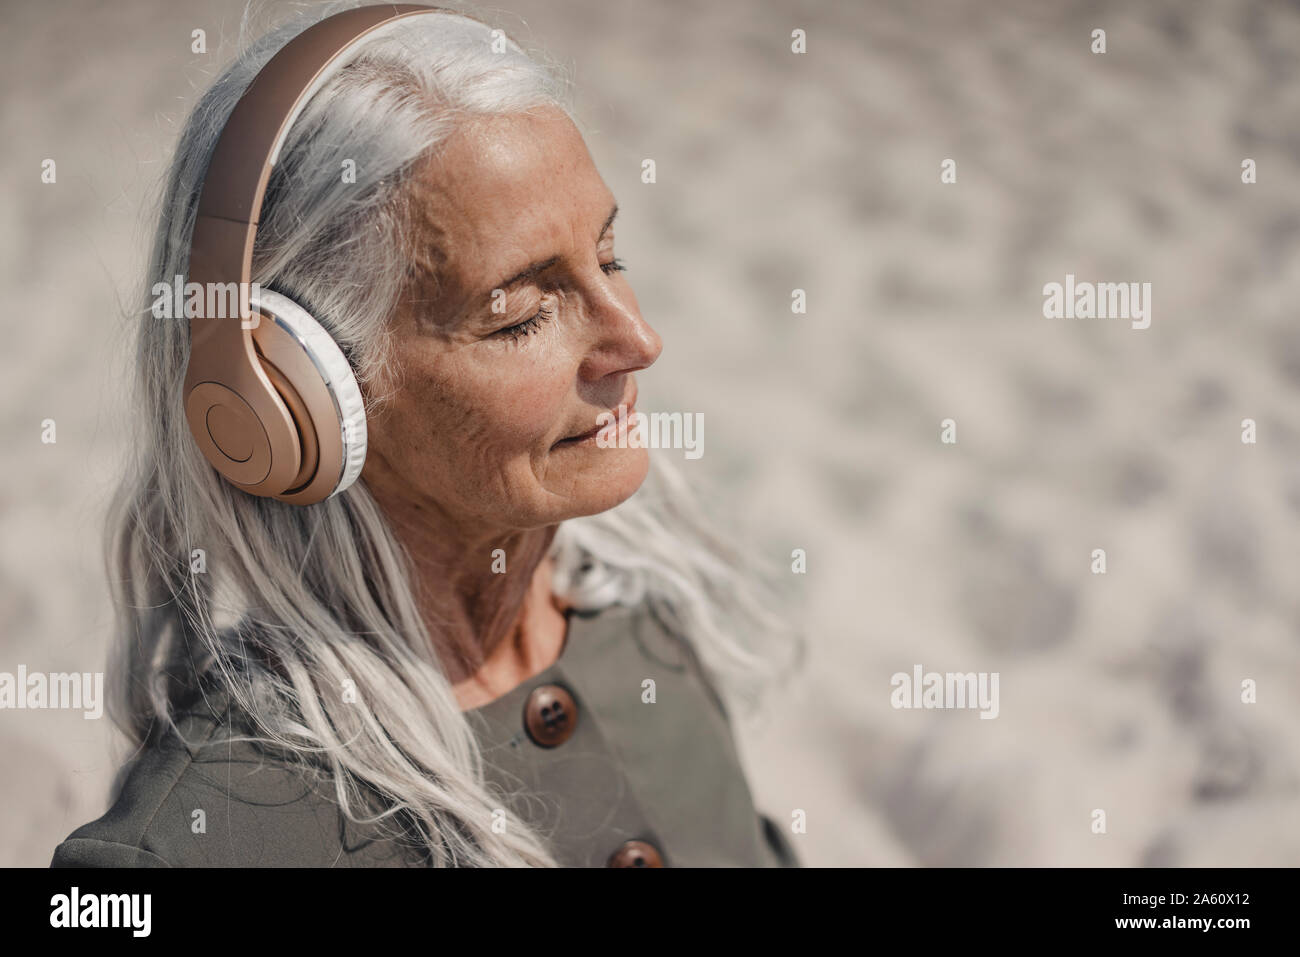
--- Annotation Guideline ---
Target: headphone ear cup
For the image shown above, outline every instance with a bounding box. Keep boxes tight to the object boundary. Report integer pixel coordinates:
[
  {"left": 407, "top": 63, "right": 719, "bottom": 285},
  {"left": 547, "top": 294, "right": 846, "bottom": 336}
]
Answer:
[{"left": 246, "top": 290, "right": 367, "bottom": 504}]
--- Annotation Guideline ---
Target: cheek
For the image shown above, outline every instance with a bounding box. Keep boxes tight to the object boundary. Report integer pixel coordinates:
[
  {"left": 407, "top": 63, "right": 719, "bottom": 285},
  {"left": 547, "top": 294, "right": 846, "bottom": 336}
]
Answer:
[
  {"left": 468, "top": 347, "right": 574, "bottom": 455},
  {"left": 390, "top": 347, "right": 574, "bottom": 473},
  {"left": 482, "top": 362, "right": 571, "bottom": 449}
]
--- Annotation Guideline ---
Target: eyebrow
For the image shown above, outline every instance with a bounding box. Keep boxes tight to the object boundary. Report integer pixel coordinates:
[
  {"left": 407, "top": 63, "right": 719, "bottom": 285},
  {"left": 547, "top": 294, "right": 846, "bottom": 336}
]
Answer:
[{"left": 489, "top": 203, "right": 619, "bottom": 293}]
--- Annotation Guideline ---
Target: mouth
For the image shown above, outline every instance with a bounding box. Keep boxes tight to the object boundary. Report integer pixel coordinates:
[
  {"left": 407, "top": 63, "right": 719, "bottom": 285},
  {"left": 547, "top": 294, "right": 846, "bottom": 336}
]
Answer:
[{"left": 553, "top": 383, "right": 639, "bottom": 448}]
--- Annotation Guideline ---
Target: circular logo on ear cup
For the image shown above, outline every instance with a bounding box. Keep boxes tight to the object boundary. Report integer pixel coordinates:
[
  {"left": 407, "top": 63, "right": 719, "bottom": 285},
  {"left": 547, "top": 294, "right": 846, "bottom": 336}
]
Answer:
[
  {"left": 206, "top": 403, "right": 256, "bottom": 462},
  {"left": 185, "top": 382, "right": 274, "bottom": 486}
]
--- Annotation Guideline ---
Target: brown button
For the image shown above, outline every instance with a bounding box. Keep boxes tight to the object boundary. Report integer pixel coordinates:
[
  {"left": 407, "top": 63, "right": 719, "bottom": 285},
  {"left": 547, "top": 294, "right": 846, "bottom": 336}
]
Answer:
[
  {"left": 522, "top": 684, "right": 578, "bottom": 748},
  {"left": 607, "top": 840, "right": 665, "bottom": 868}
]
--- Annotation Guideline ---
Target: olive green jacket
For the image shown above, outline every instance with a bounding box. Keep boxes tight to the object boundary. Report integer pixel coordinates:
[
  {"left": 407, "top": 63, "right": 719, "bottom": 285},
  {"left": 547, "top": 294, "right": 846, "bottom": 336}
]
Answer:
[{"left": 50, "top": 601, "right": 798, "bottom": 867}]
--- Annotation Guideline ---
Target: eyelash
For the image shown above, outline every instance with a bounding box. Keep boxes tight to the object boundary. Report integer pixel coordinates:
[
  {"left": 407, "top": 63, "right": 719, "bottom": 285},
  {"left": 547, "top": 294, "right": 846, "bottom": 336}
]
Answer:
[
  {"left": 495, "top": 257, "right": 627, "bottom": 342},
  {"left": 498, "top": 303, "right": 556, "bottom": 342}
]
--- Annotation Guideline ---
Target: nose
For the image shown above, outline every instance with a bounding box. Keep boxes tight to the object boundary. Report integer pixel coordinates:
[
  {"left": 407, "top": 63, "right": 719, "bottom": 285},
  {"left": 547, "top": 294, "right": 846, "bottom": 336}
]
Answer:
[{"left": 580, "top": 280, "right": 662, "bottom": 380}]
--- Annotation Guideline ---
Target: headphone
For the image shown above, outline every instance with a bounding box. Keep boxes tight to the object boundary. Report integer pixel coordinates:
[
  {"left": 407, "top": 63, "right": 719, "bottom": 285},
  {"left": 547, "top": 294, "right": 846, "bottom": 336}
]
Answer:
[{"left": 183, "top": 4, "right": 448, "bottom": 505}]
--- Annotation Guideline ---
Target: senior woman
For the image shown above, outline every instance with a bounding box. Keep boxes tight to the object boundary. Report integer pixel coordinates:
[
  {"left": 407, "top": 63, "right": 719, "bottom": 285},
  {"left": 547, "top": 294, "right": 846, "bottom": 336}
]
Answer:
[{"left": 50, "top": 2, "right": 799, "bottom": 868}]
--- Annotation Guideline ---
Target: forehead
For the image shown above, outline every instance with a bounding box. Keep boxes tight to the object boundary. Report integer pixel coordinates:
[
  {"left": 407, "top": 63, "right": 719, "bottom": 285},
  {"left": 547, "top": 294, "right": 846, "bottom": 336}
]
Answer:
[{"left": 405, "top": 106, "right": 611, "bottom": 305}]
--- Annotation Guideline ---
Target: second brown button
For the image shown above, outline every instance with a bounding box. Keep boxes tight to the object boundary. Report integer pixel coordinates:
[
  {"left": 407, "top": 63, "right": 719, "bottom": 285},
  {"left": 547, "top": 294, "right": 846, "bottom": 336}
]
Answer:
[
  {"left": 523, "top": 684, "right": 578, "bottom": 748},
  {"left": 607, "top": 840, "right": 665, "bottom": 868}
]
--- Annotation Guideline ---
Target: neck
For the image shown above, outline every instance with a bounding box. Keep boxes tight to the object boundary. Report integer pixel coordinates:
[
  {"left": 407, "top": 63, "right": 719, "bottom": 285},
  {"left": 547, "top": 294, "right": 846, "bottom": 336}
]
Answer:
[{"left": 375, "top": 490, "right": 570, "bottom": 709}]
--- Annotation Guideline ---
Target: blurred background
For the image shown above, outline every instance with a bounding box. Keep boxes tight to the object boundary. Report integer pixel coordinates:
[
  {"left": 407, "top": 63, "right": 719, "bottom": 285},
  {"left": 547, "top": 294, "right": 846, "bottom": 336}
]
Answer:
[{"left": 3, "top": 0, "right": 1299, "bottom": 867}]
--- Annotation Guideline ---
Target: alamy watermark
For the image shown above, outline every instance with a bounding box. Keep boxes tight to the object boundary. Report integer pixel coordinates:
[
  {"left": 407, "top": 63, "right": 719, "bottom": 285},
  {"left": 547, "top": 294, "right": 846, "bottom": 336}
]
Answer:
[
  {"left": 596, "top": 405, "right": 704, "bottom": 459},
  {"left": 0, "top": 666, "right": 103, "bottom": 719},
  {"left": 50, "top": 887, "right": 151, "bottom": 937},
  {"left": 890, "top": 664, "right": 1000, "bottom": 719},
  {"left": 1043, "top": 273, "right": 1151, "bottom": 330},
  {"left": 150, "top": 275, "right": 262, "bottom": 329}
]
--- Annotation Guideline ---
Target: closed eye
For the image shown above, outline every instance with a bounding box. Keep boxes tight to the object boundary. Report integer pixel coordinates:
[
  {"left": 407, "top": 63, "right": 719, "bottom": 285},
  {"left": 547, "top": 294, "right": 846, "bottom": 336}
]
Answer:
[
  {"left": 495, "top": 303, "right": 556, "bottom": 341},
  {"left": 493, "top": 257, "right": 628, "bottom": 343}
]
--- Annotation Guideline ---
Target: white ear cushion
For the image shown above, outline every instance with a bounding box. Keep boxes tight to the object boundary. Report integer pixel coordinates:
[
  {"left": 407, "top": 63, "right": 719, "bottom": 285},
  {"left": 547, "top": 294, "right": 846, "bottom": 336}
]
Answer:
[{"left": 250, "top": 290, "right": 368, "bottom": 497}]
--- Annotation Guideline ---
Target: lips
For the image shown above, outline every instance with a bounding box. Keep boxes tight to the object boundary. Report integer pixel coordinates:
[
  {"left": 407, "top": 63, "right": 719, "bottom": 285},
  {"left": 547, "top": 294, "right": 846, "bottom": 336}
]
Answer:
[{"left": 555, "top": 383, "right": 638, "bottom": 446}]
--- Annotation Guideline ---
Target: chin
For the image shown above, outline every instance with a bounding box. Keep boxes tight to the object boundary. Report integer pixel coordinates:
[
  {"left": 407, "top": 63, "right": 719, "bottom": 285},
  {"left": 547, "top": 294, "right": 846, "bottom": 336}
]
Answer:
[{"left": 555, "top": 444, "right": 651, "bottom": 519}]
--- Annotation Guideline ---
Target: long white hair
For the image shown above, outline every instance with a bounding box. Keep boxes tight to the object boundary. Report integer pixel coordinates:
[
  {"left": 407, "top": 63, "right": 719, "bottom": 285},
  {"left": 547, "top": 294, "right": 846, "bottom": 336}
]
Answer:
[{"left": 107, "top": 0, "right": 802, "bottom": 867}]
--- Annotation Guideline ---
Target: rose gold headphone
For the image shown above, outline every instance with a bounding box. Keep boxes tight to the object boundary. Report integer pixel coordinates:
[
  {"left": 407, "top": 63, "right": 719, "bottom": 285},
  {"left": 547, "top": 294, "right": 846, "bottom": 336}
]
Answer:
[{"left": 183, "top": 4, "right": 447, "bottom": 504}]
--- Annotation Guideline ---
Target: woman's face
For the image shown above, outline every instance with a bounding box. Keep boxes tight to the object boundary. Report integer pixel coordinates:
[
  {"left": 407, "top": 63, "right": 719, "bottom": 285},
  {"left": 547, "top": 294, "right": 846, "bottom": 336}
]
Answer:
[{"left": 362, "top": 105, "right": 662, "bottom": 537}]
